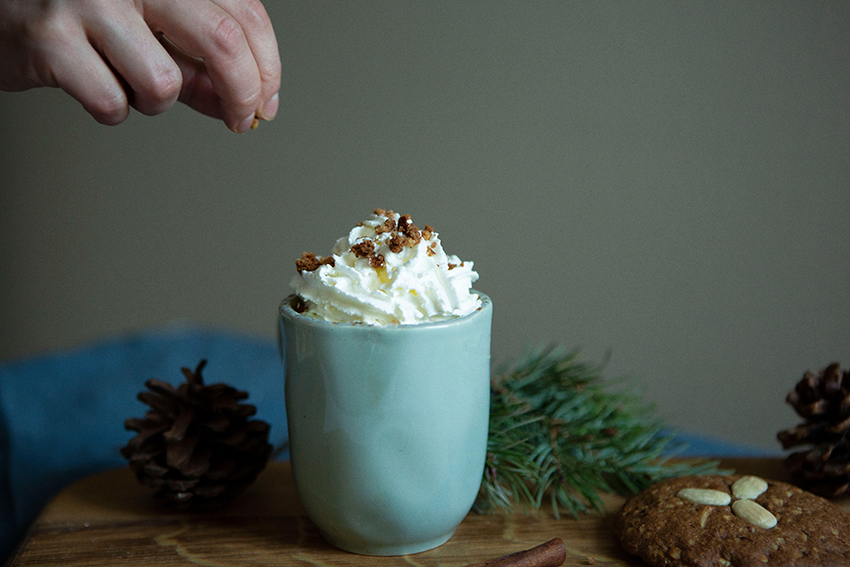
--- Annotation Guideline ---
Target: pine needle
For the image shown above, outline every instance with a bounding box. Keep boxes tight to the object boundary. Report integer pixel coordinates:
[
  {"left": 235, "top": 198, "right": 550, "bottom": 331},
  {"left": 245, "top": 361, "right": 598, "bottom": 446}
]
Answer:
[{"left": 474, "top": 344, "right": 729, "bottom": 518}]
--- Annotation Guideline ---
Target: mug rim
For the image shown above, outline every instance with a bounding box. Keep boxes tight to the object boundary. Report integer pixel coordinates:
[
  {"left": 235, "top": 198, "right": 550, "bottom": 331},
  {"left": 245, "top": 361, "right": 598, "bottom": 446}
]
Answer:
[{"left": 279, "top": 290, "right": 491, "bottom": 330}]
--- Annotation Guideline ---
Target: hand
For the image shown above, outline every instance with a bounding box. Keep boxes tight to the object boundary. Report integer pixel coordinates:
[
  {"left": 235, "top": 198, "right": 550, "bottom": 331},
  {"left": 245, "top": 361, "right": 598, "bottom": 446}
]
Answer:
[{"left": 0, "top": 0, "right": 281, "bottom": 132}]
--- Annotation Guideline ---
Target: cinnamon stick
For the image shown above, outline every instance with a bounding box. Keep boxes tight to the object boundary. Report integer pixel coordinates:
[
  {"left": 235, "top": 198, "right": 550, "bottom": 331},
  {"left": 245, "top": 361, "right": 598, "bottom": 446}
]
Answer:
[{"left": 466, "top": 538, "right": 567, "bottom": 567}]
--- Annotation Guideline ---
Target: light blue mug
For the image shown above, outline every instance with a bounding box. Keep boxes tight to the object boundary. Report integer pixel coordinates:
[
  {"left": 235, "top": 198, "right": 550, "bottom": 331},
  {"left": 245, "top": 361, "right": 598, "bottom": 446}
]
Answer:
[{"left": 279, "top": 292, "right": 492, "bottom": 556}]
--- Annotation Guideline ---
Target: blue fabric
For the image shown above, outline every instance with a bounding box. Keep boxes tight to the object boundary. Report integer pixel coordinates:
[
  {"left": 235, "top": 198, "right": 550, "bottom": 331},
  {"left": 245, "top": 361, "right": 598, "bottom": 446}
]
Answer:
[
  {"left": 0, "top": 324, "right": 288, "bottom": 562},
  {"left": 669, "top": 430, "right": 780, "bottom": 458},
  {"left": 0, "top": 325, "right": 781, "bottom": 563},
  {"left": 0, "top": 395, "right": 14, "bottom": 562}
]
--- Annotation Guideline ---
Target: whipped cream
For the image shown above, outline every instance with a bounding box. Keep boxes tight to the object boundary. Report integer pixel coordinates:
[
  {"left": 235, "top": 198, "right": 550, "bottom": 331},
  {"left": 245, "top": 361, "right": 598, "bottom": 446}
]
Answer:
[{"left": 290, "top": 209, "right": 481, "bottom": 325}]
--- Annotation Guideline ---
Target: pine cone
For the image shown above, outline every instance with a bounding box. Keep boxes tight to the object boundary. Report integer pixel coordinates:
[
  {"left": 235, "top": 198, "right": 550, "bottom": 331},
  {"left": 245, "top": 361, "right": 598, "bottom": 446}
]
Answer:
[
  {"left": 121, "top": 360, "right": 273, "bottom": 510},
  {"left": 777, "top": 363, "right": 850, "bottom": 498}
]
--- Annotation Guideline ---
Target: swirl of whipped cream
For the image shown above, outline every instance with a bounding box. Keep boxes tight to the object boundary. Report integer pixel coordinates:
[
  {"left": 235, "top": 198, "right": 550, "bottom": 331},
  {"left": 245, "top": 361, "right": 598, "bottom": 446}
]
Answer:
[{"left": 290, "top": 209, "right": 481, "bottom": 325}]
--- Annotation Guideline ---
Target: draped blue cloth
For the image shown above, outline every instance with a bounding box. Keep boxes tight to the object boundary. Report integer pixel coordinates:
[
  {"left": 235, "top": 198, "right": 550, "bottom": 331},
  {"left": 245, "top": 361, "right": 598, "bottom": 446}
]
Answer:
[
  {"left": 0, "top": 324, "right": 288, "bottom": 561},
  {"left": 0, "top": 324, "right": 776, "bottom": 562}
]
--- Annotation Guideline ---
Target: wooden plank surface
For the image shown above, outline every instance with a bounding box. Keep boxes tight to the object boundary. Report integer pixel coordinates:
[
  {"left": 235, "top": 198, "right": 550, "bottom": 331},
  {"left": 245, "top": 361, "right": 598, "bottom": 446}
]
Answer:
[{"left": 8, "top": 459, "right": 850, "bottom": 566}]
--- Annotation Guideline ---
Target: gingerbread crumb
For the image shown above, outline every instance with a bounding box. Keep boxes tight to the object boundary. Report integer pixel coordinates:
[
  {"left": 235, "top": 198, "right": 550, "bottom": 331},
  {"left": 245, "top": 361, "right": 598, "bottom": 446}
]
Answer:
[
  {"left": 369, "top": 254, "right": 385, "bottom": 268},
  {"left": 397, "top": 214, "right": 422, "bottom": 245},
  {"left": 295, "top": 252, "right": 334, "bottom": 273},
  {"left": 448, "top": 263, "right": 457, "bottom": 270},
  {"left": 374, "top": 217, "right": 396, "bottom": 234},
  {"left": 295, "top": 252, "right": 320, "bottom": 273},
  {"left": 397, "top": 214, "right": 411, "bottom": 231},
  {"left": 388, "top": 233, "right": 405, "bottom": 253},
  {"left": 299, "top": 212, "right": 442, "bottom": 278},
  {"left": 351, "top": 240, "right": 376, "bottom": 258}
]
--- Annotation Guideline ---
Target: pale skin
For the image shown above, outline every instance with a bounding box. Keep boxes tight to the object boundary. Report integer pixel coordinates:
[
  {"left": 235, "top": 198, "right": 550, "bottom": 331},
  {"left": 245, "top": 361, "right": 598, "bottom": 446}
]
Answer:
[{"left": 0, "top": 0, "right": 281, "bottom": 133}]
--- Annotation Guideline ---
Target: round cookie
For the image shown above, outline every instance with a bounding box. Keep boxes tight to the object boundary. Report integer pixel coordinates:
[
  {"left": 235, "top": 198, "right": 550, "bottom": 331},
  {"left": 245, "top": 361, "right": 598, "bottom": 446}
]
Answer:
[{"left": 614, "top": 474, "right": 850, "bottom": 567}]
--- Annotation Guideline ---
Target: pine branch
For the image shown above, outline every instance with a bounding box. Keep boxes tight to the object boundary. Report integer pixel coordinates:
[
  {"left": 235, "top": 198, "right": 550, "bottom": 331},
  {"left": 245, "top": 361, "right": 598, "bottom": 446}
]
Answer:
[{"left": 475, "top": 344, "right": 729, "bottom": 518}]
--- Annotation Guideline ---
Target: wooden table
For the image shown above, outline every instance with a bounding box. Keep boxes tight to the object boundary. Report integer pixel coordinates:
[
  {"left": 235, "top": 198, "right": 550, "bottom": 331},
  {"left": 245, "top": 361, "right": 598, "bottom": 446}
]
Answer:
[{"left": 8, "top": 459, "right": 849, "bottom": 566}]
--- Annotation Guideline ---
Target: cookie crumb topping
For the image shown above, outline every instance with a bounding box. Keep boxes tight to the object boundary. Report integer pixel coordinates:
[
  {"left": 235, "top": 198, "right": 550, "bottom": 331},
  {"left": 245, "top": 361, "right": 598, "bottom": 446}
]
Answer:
[
  {"left": 290, "top": 209, "right": 480, "bottom": 325},
  {"left": 397, "top": 214, "right": 422, "bottom": 246},
  {"left": 296, "top": 252, "right": 335, "bottom": 273},
  {"left": 388, "top": 233, "right": 405, "bottom": 253},
  {"left": 297, "top": 211, "right": 438, "bottom": 273},
  {"left": 374, "top": 218, "right": 395, "bottom": 234},
  {"left": 369, "top": 254, "right": 385, "bottom": 269},
  {"left": 351, "top": 240, "right": 376, "bottom": 258}
]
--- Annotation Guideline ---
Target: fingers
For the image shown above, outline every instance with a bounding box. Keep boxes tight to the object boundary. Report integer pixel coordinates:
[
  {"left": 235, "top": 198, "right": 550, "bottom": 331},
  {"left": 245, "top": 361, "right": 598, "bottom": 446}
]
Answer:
[
  {"left": 37, "top": 14, "right": 130, "bottom": 125},
  {"left": 9, "top": 1, "right": 180, "bottom": 123},
  {"left": 212, "top": 0, "right": 280, "bottom": 121},
  {"left": 2, "top": 0, "right": 280, "bottom": 130},
  {"left": 159, "top": 36, "right": 223, "bottom": 119},
  {"left": 145, "top": 0, "right": 280, "bottom": 132},
  {"left": 54, "top": 47, "right": 129, "bottom": 126},
  {"left": 87, "top": 4, "right": 183, "bottom": 117},
  {"left": 0, "top": 2, "right": 130, "bottom": 124}
]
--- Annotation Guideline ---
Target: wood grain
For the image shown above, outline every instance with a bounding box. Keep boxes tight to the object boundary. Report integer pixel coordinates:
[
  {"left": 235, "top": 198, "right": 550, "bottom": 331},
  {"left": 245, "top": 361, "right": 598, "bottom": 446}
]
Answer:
[{"left": 7, "top": 459, "right": 849, "bottom": 566}]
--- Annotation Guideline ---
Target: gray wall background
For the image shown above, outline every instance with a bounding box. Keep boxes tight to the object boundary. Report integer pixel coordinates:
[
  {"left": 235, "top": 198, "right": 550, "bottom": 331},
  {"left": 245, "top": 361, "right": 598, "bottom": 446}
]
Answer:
[{"left": 1, "top": 1, "right": 848, "bottom": 452}]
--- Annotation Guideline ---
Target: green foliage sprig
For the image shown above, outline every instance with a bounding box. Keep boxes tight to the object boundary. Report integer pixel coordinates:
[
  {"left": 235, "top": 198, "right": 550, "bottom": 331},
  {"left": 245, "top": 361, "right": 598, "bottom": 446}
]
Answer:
[{"left": 475, "top": 345, "right": 728, "bottom": 518}]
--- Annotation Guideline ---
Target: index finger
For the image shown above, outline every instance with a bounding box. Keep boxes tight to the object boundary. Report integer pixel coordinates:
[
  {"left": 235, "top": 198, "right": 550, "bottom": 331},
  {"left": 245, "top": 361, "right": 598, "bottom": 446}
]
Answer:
[
  {"left": 213, "top": 0, "right": 280, "bottom": 121},
  {"left": 145, "top": 0, "right": 264, "bottom": 132}
]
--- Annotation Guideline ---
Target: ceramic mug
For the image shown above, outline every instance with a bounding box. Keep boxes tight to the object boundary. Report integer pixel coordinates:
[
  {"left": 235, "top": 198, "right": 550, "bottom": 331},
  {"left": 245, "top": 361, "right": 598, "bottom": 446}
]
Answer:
[{"left": 279, "top": 292, "right": 492, "bottom": 556}]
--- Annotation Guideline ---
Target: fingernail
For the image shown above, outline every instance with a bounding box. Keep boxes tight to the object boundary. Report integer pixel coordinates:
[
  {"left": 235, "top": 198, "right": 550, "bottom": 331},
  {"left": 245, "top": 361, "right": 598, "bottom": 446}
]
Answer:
[
  {"left": 257, "top": 92, "right": 279, "bottom": 121},
  {"left": 235, "top": 114, "right": 257, "bottom": 133}
]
